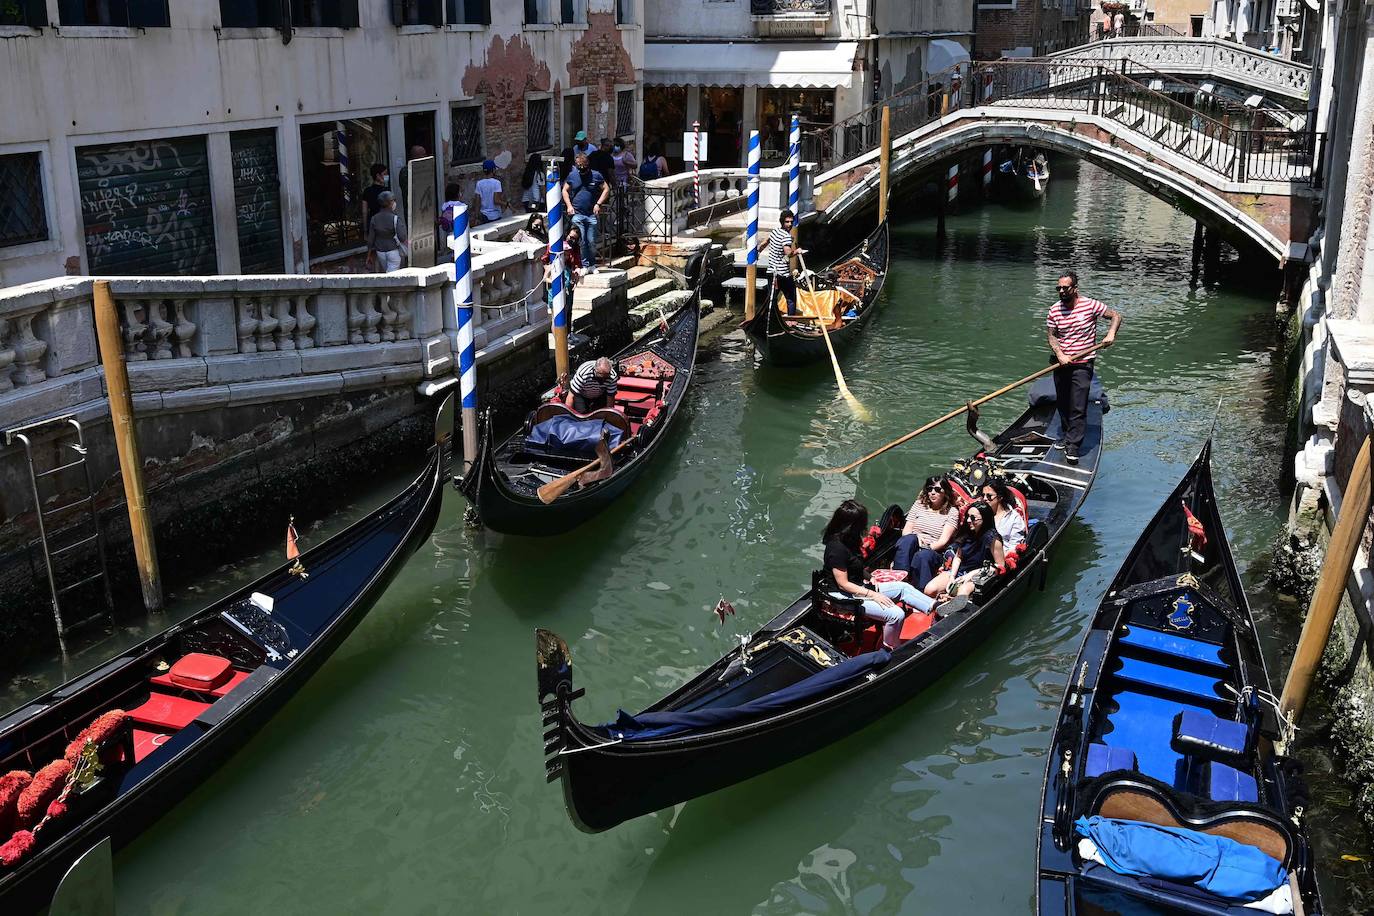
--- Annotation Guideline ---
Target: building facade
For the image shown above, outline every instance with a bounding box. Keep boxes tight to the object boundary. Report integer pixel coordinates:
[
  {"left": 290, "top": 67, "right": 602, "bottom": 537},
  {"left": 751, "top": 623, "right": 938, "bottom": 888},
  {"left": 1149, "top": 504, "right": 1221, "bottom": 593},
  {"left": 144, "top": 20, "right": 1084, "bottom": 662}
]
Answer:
[
  {"left": 0, "top": 0, "right": 644, "bottom": 284},
  {"left": 975, "top": 0, "right": 1093, "bottom": 59},
  {"left": 641, "top": 0, "right": 974, "bottom": 169}
]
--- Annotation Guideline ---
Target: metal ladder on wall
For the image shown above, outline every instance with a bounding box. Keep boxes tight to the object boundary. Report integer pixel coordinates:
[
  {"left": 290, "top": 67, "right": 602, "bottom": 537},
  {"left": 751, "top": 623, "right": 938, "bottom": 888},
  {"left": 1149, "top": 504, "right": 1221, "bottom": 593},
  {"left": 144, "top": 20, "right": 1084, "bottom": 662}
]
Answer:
[{"left": 5, "top": 415, "right": 115, "bottom": 647}]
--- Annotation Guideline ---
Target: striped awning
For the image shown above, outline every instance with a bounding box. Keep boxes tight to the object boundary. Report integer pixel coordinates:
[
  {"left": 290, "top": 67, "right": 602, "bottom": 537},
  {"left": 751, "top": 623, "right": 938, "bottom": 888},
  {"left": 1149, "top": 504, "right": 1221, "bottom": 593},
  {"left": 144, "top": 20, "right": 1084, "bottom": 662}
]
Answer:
[{"left": 645, "top": 41, "right": 859, "bottom": 89}]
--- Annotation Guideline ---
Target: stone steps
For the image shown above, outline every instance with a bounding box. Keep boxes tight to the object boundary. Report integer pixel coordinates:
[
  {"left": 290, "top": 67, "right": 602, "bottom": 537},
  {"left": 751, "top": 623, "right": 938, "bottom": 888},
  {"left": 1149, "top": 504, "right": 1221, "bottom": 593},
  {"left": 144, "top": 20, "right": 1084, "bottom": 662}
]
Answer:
[
  {"left": 627, "top": 277, "right": 675, "bottom": 307},
  {"left": 628, "top": 290, "right": 694, "bottom": 332}
]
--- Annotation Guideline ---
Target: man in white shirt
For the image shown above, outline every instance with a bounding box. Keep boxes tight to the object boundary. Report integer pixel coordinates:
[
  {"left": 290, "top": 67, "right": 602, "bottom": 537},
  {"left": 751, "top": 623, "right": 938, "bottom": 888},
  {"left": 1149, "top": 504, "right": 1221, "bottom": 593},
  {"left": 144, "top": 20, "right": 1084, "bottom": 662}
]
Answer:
[{"left": 474, "top": 159, "right": 506, "bottom": 223}]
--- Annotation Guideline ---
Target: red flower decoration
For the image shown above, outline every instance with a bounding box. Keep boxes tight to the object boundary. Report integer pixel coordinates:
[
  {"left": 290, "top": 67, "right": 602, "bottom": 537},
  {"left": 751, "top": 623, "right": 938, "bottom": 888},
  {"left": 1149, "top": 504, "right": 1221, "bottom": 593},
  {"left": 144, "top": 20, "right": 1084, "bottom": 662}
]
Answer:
[
  {"left": 0, "top": 771, "right": 33, "bottom": 837},
  {"left": 0, "top": 829, "right": 35, "bottom": 867},
  {"left": 15, "top": 760, "right": 72, "bottom": 829}
]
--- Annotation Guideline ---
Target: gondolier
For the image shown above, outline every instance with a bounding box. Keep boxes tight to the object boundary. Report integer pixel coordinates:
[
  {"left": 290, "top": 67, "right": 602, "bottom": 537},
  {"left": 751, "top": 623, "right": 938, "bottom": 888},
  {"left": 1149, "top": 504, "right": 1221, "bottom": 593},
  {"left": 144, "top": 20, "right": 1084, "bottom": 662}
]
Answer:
[
  {"left": 1046, "top": 271, "right": 1120, "bottom": 465},
  {"left": 566, "top": 357, "right": 619, "bottom": 413},
  {"left": 762, "top": 209, "right": 804, "bottom": 316}
]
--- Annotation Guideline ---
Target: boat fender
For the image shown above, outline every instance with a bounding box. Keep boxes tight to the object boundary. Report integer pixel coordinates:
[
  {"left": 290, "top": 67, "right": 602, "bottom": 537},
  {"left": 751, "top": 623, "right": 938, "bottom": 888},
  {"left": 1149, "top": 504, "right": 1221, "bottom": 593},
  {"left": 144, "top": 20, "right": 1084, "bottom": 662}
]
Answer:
[{"left": 684, "top": 249, "right": 707, "bottom": 288}]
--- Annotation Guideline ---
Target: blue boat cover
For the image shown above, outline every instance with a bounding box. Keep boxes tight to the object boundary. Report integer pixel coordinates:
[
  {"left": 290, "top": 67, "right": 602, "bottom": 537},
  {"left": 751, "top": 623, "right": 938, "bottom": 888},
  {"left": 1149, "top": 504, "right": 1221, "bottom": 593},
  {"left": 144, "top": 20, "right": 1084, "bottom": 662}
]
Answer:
[
  {"left": 1075, "top": 816, "right": 1286, "bottom": 903},
  {"left": 601, "top": 650, "right": 892, "bottom": 740},
  {"left": 527, "top": 415, "right": 624, "bottom": 456}
]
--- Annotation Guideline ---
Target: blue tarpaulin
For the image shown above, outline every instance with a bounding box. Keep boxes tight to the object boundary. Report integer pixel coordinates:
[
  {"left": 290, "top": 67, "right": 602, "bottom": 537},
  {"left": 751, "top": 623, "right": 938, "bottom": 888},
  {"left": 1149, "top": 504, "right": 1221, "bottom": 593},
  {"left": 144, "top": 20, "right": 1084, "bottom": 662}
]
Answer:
[
  {"left": 601, "top": 650, "right": 892, "bottom": 740},
  {"left": 527, "top": 415, "right": 624, "bottom": 456},
  {"left": 1075, "top": 815, "right": 1287, "bottom": 903}
]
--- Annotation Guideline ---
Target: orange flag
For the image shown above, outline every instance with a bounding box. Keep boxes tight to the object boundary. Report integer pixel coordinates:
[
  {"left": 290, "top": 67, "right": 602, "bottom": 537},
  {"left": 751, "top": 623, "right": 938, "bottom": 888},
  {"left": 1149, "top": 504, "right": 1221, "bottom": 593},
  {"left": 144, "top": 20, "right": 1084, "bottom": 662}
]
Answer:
[
  {"left": 286, "top": 518, "right": 301, "bottom": 561},
  {"left": 1181, "top": 501, "right": 1207, "bottom": 551}
]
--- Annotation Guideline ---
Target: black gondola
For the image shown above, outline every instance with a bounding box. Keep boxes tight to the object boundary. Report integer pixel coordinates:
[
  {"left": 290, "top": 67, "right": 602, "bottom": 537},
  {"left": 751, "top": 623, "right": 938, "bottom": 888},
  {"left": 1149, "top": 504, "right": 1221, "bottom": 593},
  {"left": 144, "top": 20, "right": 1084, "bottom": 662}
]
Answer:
[
  {"left": 742, "top": 220, "right": 889, "bottom": 367},
  {"left": 536, "top": 383, "right": 1104, "bottom": 831},
  {"left": 1036, "top": 441, "right": 1322, "bottom": 915},
  {"left": 0, "top": 398, "right": 451, "bottom": 914},
  {"left": 457, "top": 297, "right": 699, "bottom": 537}
]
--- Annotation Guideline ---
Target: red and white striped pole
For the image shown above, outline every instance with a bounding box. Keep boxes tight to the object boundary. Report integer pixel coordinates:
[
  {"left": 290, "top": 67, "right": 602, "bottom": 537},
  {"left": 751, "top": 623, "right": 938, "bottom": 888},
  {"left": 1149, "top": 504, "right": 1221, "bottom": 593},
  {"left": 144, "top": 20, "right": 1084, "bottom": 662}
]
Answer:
[
  {"left": 692, "top": 120, "right": 701, "bottom": 207},
  {"left": 982, "top": 149, "right": 993, "bottom": 189},
  {"left": 947, "top": 163, "right": 959, "bottom": 205}
]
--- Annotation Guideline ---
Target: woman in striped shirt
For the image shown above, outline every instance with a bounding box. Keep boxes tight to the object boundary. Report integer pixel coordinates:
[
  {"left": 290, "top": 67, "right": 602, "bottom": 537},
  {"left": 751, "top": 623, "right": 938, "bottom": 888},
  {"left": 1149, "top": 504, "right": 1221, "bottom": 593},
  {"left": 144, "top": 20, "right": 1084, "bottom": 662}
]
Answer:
[{"left": 892, "top": 476, "right": 960, "bottom": 589}]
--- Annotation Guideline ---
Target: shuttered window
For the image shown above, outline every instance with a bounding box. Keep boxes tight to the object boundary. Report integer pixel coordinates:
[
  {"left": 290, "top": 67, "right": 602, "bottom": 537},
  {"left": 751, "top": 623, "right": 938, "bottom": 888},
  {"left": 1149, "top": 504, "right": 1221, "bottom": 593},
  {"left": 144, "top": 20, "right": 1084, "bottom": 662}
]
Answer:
[
  {"left": 526, "top": 98, "right": 552, "bottom": 152},
  {"left": 76, "top": 136, "right": 217, "bottom": 275},
  {"left": 615, "top": 90, "right": 635, "bottom": 138},
  {"left": 291, "top": 0, "right": 359, "bottom": 27},
  {"left": 451, "top": 105, "right": 484, "bottom": 165},
  {"left": 391, "top": 0, "right": 442, "bottom": 26},
  {"left": 231, "top": 130, "right": 285, "bottom": 273},
  {"left": 1, "top": 0, "right": 47, "bottom": 26},
  {"left": 219, "top": 0, "right": 281, "bottom": 27}
]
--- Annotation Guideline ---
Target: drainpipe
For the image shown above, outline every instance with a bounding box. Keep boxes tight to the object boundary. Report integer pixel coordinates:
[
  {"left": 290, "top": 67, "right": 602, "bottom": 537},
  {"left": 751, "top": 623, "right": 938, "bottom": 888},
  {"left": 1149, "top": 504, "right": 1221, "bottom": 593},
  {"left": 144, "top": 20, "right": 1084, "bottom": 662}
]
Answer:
[{"left": 279, "top": 0, "right": 293, "bottom": 44}]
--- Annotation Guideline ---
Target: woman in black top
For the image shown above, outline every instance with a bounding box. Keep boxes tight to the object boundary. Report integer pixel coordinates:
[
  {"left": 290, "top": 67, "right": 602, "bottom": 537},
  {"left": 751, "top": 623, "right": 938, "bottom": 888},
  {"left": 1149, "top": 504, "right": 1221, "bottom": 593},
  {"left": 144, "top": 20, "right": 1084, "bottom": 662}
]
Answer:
[
  {"left": 923, "top": 501, "right": 1005, "bottom": 600},
  {"left": 823, "top": 500, "right": 946, "bottom": 649}
]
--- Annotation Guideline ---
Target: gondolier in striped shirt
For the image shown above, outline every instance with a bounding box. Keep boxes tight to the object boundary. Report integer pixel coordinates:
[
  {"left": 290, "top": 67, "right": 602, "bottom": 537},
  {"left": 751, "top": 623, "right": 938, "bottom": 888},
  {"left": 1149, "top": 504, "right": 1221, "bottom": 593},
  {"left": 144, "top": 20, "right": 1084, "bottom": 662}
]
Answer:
[
  {"left": 1046, "top": 270, "right": 1120, "bottom": 465},
  {"left": 565, "top": 356, "right": 619, "bottom": 413},
  {"left": 761, "top": 209, "right": 805, "bottom": 316}
]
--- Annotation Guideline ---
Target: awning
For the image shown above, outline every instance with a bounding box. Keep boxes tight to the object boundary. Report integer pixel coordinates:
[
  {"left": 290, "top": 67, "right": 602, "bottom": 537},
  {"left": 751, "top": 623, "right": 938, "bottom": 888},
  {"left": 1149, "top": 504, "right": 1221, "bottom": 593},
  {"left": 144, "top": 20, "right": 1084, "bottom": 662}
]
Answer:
[
  {"left": 645, "top": 41, "right": 859, "bottom": 89},
  {"left": 927, "top": 39, "right": 970, "bottom": 76}
]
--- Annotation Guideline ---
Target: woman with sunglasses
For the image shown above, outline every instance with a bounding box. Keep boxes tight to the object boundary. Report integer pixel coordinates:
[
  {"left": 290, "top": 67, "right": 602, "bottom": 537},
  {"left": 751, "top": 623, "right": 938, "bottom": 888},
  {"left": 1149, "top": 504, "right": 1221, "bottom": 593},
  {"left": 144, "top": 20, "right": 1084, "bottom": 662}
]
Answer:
[
  {"left": 979, "top": 480, "right": 1027, "bottom": 551},
  {"left": 893, "top": 476, "right": 959, "bottom": 589},
  {"left": 923, "top": 502, "right": 1005, "bottom": 601},
  {"left": 822, "top": 500, "right": 964, "bottom": 650}
]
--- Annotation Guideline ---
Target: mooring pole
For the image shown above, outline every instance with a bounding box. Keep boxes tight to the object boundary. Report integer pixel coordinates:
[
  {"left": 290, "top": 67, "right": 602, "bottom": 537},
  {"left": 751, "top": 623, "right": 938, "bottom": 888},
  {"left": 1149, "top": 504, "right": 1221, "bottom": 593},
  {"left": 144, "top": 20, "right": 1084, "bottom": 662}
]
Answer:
[
  {"left": 92, "top": 280, "right": 163, "bottom": 613},
  {"left": 745, "top": 129, "right": 761, "bottom": 322},
  {"left": 1280, "top": 434, "right": 1372, "bottom": 725},
  {"left": 546, "top": 164, "right": 569, "bottom": 384},
  {"left": 451, "top": 202, "right": 478, "bottom": 473},
  {"left": 878, "top": 105, "right": 892, "bottom": 223}
]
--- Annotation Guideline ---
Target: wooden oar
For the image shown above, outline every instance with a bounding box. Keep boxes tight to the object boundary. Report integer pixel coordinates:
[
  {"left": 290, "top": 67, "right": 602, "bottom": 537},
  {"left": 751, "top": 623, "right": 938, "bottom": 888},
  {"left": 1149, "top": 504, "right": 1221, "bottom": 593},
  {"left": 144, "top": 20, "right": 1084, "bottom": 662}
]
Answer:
[
  {"left": 803, "top": 343, "right": 1109, "bottom": 476},
  {"left": 795, "top": 250, "right": 870, "bottom": 422},
  {"left": 536, "top": 435, "right": 633, "bottom": 504}
]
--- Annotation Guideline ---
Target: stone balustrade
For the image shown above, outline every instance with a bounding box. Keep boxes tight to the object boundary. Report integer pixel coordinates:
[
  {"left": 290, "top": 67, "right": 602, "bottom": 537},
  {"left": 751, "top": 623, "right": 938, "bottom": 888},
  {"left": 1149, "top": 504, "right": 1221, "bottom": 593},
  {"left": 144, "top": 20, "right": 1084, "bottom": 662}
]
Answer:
[
  {"left": 0, "top": 242, "right": 550, "bottom": 432},
  {"left": 642, "top": 164, "right": 815, "bottom": 238},
  {"left": 1051, "top": 37, "right": 1312, "bottom": 101}
]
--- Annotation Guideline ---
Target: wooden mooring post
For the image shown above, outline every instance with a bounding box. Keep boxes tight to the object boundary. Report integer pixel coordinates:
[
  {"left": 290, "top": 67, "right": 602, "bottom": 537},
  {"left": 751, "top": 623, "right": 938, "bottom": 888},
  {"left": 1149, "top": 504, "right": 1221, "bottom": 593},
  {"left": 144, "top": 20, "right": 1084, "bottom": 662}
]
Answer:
[
  {"left": 92, "top": 279, "right": 163, "bottom": 613},
  {"left": 878, "top": 105, "right": 891, "bottom": 223},
  {"left": 1279, "top": 434, "right": 1372, "bottom": 725}
]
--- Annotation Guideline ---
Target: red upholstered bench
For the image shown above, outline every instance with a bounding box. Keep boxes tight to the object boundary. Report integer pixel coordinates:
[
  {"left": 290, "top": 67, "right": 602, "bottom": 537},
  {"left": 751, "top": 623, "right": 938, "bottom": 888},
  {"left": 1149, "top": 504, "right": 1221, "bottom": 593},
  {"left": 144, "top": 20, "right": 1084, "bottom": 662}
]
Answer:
[
  {"left": 616, "top": 376, "right": 659, "bottom": 393},
  {"left": 128, "top": 693, "right": 212, "bottom": 731},
  {"left": 149, "top": 653, "right": 251, "bottom": 698}
]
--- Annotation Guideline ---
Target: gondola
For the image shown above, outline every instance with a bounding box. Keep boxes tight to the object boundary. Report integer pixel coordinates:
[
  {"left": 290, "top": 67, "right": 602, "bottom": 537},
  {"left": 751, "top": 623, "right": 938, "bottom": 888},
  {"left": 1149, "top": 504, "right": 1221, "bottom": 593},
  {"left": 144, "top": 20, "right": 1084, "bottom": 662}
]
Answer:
[
  {"left": 457, "top": 296, "right": 699, "bottom": 537},
  {"left": 536, "top": 380, "right": 1105, "bottom": 831},
  {"left": 0, "top": 397, "right": 451, "bottom": 914},
  {"left": 741, "top": 219, "right": 889, "bottom": 368},
  {"left": 1036, "top": 441, "right": 1322, "bottom": 915}
]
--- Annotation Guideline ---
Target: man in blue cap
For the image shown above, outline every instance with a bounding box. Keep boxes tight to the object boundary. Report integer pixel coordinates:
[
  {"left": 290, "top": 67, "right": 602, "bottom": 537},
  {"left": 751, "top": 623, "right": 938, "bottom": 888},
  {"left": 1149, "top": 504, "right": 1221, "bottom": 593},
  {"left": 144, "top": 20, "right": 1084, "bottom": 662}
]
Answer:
[
  {"left": 562, "top": 148, "right": 609, "bottom": 272},
  {"left": 474, "top": 159, "right": 506, "bottom": 224}
]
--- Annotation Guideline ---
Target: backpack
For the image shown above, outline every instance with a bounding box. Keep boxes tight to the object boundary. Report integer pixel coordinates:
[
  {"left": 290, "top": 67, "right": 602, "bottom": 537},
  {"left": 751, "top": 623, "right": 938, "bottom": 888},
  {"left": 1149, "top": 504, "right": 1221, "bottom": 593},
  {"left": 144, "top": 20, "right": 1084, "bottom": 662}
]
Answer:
[{"left": 638, "top": 159, "right": 660, "bottom": 180}]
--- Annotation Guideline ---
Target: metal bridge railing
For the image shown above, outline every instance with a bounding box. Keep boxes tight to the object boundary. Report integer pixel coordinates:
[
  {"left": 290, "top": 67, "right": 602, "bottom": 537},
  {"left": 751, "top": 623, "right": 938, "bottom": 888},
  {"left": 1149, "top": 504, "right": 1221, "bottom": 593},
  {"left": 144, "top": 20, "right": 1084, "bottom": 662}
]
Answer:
[
  {"left": 1092, "top": 22, "right": 1186, "bottom": 42},
  {"left": 803, "top": 58, "right": 1321, "bottom": 187}
]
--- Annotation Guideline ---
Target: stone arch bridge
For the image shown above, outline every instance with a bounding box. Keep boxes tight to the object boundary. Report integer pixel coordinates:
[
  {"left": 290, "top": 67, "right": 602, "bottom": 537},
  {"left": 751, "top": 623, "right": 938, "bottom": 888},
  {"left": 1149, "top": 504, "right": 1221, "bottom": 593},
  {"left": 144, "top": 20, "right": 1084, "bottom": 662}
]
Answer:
[{"left": 808, "top": 52, "right": 1319, "bottom": 263}]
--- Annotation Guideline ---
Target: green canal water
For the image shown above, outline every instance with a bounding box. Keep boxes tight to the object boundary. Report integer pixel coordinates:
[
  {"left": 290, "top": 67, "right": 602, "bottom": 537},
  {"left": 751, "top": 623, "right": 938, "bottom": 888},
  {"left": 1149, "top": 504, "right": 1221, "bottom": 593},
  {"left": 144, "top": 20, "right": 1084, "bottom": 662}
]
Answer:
[{"left": 9, "top": 159, "right": 1372, "bottom": 913}]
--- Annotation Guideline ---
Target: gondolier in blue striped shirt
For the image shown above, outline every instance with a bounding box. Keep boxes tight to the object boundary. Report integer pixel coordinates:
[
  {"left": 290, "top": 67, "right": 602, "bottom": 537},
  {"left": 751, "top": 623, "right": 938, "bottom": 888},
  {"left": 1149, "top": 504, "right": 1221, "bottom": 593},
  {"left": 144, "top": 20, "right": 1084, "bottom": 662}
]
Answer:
[{"left": 761, "top": 209, "right": 805, "bottom": 316}]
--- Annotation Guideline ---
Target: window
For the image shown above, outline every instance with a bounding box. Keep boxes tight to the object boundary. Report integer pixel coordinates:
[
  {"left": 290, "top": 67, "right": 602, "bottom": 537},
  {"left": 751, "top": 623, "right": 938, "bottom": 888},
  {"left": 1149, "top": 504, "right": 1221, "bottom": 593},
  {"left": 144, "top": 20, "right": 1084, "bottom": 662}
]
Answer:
[
  {"left": 291, "top": 0, "right": 359, "bottom": 27},
  {"left": 451, "top": 104, "right": 484, "bottom": 164},
  {"left": 219, "top": 0, "right": 283, "bottom": 28},
  {"left": 1, "top": 0, "right": 47, "bottom": 26},
  {"left": 391, "top": 0, "right": 441, "bottom": 26},
  {"left": 300, "top": 117, "right": 388, "bottom": 259},
  {"left": 57, "top": 0, "right": 169, "bottom": 26},
  {"left": 0, "top": 153, "right": 48, "bottom": 249},
  {"left": 526, "top": 98, "right": 552, "bottom": 152},
  {"left": 560, "top": 0, "right": 585, "bottom": 24},
  {"left": 615, "top": 0, "right": 632, "bottom": 25},
  {"left": 524, "top": 0, "right": 551, "bottom": 24},
  {"left": 447, "top": 0, "right": 490, "bottom": 24},
  {"left": 615, "top": 90, "right": 635, "bottom": 138}
]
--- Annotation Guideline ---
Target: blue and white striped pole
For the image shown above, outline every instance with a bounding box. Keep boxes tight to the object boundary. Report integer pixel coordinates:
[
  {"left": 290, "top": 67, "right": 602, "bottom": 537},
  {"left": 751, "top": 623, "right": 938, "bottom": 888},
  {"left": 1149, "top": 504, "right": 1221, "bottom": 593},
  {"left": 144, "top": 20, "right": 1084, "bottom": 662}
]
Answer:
[
  {"left": 450, "top": 202, "right": 477, "bottom": 472},
  {"left": 545, "top": 164, "right": 570, "bottom": 383},
  {"left": 745, "top": 130, "right": 761, "bottom": 321},
  {"left": 788, "top": 113, "right": 801, "bottom": 217}
]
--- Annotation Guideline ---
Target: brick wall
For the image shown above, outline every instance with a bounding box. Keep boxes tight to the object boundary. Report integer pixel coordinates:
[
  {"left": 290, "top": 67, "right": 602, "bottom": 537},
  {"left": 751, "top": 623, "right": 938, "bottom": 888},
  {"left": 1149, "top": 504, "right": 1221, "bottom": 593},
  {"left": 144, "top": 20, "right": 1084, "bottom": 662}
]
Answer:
[{"left": 976, "top": 3, "right": 1090, "bottom": 59}]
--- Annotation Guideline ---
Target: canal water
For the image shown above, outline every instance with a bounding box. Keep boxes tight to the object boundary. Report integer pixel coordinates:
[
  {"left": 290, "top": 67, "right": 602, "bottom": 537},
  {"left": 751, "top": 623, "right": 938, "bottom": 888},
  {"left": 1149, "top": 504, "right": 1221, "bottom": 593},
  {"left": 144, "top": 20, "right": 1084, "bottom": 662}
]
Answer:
[{"left": 10, "top": 159, "right": 1371, "bottom": 912}]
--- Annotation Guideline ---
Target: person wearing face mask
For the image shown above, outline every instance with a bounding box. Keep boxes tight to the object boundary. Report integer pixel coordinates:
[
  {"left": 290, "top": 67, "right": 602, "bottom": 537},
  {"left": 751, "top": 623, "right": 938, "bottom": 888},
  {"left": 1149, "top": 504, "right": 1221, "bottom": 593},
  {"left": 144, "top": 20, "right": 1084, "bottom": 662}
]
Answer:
[
  {"left": 611, "top": 138, "right": 637, "bottom": 186},
  {"left": 588, "top": 137, "right": 615, "bottom": 181},
  {"left": 1046, "top": 270, "right": 1121, "bottom": 465}
]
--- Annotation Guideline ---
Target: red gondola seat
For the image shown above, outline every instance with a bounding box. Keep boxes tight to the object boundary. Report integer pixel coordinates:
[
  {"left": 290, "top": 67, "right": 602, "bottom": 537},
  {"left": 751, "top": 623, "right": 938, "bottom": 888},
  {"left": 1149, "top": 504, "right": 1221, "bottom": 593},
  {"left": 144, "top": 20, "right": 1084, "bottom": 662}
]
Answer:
[
  {"left": 128, "top": 693, "right": 211, "bottom": 731},
  {"left": 149, "top": 653, "right": 251, "bottom": 698}
]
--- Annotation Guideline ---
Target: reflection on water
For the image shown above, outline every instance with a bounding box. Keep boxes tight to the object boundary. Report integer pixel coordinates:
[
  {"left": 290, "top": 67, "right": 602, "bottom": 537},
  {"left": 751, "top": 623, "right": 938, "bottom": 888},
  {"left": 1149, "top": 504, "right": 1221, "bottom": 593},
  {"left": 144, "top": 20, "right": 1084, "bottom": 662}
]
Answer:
[{"left": 12, "top": 160, "right": 1365, "bottom": 913}]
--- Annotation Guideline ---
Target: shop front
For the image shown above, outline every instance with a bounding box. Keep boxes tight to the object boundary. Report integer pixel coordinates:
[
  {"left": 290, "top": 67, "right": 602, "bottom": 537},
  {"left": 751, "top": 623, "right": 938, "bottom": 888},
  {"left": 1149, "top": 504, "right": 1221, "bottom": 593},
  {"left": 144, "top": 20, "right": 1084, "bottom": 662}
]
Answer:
[{"left": 643, "top": 41, "right": 860, "bottom": 171}]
